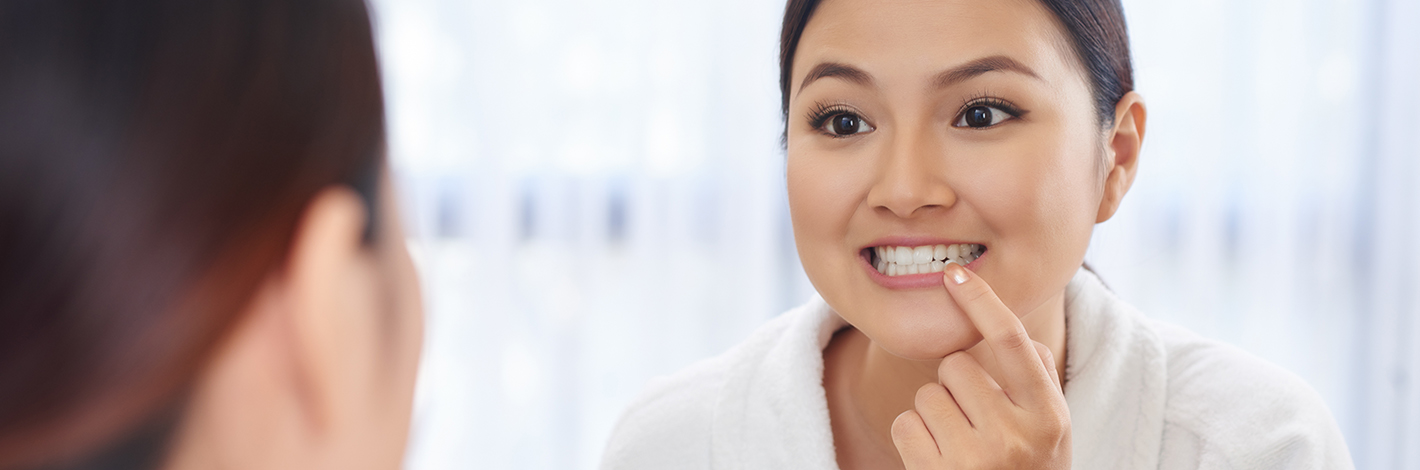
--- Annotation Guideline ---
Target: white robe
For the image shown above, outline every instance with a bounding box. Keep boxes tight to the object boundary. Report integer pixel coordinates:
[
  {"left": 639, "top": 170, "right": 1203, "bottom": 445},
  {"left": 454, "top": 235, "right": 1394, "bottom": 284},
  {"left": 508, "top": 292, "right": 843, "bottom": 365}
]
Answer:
[{"left": 600, "top": 268, "right": 1353, "bottom": 469}]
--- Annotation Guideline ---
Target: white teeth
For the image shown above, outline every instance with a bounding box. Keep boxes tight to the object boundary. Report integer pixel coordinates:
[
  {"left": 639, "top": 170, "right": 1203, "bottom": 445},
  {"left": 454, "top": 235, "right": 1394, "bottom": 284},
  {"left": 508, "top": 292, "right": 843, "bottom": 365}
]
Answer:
[
  {"left": 873, "top": 243, "right": 985, "bottom": 277},
  {"left": 913, "top": 246, "right": 933, "bottom": 264}
]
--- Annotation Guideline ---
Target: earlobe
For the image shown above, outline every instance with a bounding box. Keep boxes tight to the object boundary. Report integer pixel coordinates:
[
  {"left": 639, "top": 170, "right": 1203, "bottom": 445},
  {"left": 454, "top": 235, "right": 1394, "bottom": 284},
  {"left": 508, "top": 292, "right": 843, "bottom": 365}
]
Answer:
[{"left": 1096, "top": 92, "right": 1147, "bottom": 224}]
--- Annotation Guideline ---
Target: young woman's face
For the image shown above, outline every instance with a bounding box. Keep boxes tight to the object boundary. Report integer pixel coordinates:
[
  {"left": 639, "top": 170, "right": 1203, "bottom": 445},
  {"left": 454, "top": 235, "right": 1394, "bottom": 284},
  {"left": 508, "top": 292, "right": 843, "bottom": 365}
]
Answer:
[{"left": 787, "top": 0, "right": 1107, "bottom": 361}]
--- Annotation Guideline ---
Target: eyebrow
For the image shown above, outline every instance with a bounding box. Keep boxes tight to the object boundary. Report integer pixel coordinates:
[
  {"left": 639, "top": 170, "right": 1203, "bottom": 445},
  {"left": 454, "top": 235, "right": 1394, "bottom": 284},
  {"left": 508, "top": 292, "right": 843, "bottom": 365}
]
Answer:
[
  {"left": 932, "top": 55, "right": 1041, "bottom": 88},
  {"left": 797, "top": 62, "right": 873, "bottom": 94},
  {"left": 795, "top": 55, "right": 1043, "bottom": 96}
]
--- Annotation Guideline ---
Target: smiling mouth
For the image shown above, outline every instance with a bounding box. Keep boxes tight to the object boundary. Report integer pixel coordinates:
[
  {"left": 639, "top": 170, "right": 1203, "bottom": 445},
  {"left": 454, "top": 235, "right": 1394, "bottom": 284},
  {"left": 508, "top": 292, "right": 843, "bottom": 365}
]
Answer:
[{"left": 864, "top": 243, "right": 986, "bottom": 276}]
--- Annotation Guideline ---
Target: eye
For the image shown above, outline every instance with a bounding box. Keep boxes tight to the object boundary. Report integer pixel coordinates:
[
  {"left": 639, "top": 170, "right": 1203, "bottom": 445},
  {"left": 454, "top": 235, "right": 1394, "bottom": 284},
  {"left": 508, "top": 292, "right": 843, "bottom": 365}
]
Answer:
[
  {"left": 953, "top": 104, "right": 1015, "bottom": 129},
  {"left": 821, "top": 112, "right": 875, "bottom": 136}
]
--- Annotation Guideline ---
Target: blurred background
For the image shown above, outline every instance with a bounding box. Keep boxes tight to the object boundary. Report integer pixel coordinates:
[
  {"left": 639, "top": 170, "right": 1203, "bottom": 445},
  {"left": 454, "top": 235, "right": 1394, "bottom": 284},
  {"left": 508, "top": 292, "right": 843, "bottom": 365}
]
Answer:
[{"left": 365, "top": 0, "right": 1420, "bottom": 468}]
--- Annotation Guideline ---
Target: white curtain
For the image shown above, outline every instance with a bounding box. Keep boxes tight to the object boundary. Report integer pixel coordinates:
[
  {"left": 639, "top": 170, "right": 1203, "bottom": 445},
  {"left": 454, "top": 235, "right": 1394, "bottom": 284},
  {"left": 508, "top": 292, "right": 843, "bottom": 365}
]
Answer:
[
  {"left": 1358, "top": 0, "right": 1420, "bottom": 467},
  {"left": 367, "top": 0, "right": 1419, "bottom": 468}
]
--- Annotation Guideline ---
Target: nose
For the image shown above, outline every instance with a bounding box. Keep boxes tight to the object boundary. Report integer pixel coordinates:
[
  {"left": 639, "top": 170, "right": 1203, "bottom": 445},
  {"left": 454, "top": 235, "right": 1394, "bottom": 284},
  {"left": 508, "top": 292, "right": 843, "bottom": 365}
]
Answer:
[{"left": 864, "top": 127, "right": 957, "bottom": 219}]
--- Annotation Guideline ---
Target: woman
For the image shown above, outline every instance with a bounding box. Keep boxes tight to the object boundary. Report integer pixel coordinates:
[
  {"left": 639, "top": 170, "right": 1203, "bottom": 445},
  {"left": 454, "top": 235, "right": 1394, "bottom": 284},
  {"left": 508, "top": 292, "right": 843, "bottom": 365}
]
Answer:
[
  {"left": 602, "top": 0, "right": 1351, "bottom": 468},
  {"left": 0, "top": 0, "right": 422, "bottom": 468}
]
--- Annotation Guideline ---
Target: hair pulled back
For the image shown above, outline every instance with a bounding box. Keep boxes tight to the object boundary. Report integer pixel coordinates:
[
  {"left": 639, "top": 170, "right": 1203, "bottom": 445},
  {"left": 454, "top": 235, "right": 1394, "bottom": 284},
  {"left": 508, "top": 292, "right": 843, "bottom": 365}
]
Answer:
[{"left": 0, "top": 0, "right": 385, "bottom": 467}]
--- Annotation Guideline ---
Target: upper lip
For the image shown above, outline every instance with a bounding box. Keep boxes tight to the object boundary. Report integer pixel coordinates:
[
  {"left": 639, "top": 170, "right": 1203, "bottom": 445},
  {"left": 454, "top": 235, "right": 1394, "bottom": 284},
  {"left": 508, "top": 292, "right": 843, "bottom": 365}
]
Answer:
[{"left": 860, "top": 236, "right": 985, "bottom": 251}]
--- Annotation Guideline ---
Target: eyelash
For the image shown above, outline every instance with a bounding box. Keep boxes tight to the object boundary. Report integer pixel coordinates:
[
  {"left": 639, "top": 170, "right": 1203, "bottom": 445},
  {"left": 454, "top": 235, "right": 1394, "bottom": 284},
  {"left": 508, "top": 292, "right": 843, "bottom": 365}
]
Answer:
[
  {"left": 955, "top": 95, "right": 1027, "bottom": 126},
  {"left": 802, "top": 95, "right": 1028, "bottom": 135},
  {"left": 806, "top": 102, "right": 865, "bottom": 138}
]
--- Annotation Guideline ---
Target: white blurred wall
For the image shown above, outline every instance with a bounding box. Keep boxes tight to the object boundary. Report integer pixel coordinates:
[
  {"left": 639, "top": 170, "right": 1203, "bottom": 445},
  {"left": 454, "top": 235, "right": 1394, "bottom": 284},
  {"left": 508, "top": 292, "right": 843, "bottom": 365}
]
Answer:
[{"left": 367, "top": 0, "right": 1420, "bottom": 468}]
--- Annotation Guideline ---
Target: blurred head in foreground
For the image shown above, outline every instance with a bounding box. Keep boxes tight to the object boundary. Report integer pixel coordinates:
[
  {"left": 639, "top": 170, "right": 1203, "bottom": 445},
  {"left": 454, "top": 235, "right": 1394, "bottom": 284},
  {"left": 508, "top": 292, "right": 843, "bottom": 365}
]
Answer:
[{"left": 0, "top": 0, "right": 424, "bottom": 468}]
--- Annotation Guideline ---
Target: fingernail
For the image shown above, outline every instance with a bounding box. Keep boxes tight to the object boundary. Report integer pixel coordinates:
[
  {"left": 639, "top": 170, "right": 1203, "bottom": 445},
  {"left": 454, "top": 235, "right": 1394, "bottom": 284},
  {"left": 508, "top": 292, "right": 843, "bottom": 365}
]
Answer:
[{"left": 947, "top": 264, "right": 969, "bottom": 285}]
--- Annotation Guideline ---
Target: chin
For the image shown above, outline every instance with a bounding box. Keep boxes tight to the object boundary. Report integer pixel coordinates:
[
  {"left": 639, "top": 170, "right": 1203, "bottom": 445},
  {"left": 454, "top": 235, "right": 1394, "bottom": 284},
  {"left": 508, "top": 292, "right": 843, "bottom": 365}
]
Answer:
[{"left": 844, "top": 290, "right": 984, "bottom": 361}]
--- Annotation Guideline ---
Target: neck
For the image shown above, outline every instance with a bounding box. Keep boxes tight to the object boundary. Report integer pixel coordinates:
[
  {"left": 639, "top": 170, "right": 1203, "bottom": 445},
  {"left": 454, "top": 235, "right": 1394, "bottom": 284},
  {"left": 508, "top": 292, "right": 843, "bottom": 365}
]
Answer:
[{"left": 824, "top": 291, "right": 1068, "bottom": 468}]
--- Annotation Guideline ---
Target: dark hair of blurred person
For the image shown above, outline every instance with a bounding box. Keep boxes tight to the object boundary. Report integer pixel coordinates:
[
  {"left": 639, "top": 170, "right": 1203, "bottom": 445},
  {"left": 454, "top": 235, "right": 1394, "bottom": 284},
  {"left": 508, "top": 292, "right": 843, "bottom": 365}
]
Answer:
[{"left": 0, "top": 0, "right": 425, "bottom": 468}]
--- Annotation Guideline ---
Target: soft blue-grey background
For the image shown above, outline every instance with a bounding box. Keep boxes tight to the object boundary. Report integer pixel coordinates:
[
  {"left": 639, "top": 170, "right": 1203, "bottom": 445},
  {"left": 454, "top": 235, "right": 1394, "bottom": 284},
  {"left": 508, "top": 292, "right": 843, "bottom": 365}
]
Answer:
[{"left": 367, "top": 0, "right": 1420, "bottom": 468}]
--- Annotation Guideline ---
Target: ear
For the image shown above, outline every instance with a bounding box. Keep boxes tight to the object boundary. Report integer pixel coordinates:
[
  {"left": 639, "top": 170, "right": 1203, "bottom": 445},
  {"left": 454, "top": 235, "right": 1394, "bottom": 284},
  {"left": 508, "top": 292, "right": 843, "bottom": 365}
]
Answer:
[
  {"left": 164, "top": 188, "right": 372, "bottom": 468},
  {"left": 1096, "top": 91, "right": 1147, "bottom": 223},
  {"left": 280, "top": 187, "right": 371, "bottom": 435}
]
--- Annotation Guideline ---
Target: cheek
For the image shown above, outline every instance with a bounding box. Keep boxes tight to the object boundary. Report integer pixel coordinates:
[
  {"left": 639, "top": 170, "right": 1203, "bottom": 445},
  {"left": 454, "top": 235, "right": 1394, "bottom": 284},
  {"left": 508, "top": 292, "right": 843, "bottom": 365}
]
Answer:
[
  {"left": 957, "top": 136, "right": 1100, "bottom": 311},
  {"left": 389, "top": 247, "right": 424, "bottom": 389},
  {"left": 786, "top": 151, "right": 865, "bottom": 276},
  {"left": 365, "top": 207, "right": 424, "bottom": 464},
  {"left": 963, "top": 148, "right": 1091, "bottom": 240},
  {"left": 389, "top": 237, "right": 423, "bottom": 405}
]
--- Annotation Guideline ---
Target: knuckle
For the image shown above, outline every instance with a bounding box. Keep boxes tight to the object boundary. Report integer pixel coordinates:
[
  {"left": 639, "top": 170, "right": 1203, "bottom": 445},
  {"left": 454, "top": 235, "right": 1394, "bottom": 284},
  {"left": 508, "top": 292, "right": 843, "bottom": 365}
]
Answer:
[
  {"left": 1025, "top": 407, "right": 1071, "bottom": 443},
  {"left": 997, "top": 327, "right": 1032, "bottom": 352},
  {"left": 1003, "top": 434, "right": 1033, "bottom": 462},
  {"left": 1045, "top": 408, "right": 1071, "bottom": 437},
  {"left": 1033, "top": 416, "right": 1063, "bottom": 439}
]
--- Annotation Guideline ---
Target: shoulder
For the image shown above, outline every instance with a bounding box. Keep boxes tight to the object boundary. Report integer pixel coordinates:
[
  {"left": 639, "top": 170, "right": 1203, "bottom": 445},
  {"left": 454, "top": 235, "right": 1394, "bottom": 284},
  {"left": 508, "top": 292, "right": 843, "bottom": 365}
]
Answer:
[
  {"left": 1151, "top": 321, "right": 1353, "bottom": 469},
  {"left": 599, "top": 300, "right": 823, "bottom": 470}
]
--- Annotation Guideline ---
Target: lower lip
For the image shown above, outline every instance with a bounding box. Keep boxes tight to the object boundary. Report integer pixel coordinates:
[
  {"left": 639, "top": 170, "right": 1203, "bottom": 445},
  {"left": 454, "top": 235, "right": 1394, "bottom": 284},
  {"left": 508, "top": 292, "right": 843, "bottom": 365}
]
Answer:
[{"left": 862, "top": 251, "right": 988, "bottom": 290}]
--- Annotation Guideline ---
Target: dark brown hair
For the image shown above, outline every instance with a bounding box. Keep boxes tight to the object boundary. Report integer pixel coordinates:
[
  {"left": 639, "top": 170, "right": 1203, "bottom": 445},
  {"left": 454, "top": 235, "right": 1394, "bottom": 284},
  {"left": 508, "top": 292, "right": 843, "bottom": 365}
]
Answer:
[
  {"left": 0, "top": 0, "right": 385, "bottom": 467},
  {"left": 779, "top": 0, "right": 1134, "bottom": 127}
]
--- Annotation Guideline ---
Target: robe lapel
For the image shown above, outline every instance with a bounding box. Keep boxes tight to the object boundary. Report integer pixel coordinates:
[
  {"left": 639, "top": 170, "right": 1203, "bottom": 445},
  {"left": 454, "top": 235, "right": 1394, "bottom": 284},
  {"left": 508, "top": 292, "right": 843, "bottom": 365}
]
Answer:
[
  {"left": 1063, "top": 269, "right": 1169, "bottom": 469},
  {"left": 710, "top": 298, "right": 844, "bottom": 470}
]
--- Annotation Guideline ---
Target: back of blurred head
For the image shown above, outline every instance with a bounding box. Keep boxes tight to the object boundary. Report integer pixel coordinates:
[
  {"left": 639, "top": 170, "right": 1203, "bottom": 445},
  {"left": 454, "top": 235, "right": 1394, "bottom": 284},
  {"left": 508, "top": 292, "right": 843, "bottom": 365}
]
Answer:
[{"left": 0, "top": 0, "right": 424, "bottom": 468}]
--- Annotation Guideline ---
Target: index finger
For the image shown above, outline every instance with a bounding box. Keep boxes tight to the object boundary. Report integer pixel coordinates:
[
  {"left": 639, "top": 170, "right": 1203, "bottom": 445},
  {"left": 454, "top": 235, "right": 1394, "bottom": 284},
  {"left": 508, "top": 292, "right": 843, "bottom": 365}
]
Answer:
[{"left": 941, "top": 263, "right": 1055, "bottom": 406}]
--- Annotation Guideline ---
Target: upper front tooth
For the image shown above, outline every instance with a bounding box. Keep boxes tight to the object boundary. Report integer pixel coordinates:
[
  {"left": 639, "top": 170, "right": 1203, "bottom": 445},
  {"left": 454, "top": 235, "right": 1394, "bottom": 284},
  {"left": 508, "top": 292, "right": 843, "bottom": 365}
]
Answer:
[
  {"left": 913, "top": 246, "right": 933, "bottom": 264},
  {"left": 933, "top": 244, "right": 947, "bottom": 261},
  {"left": 946, "top": 244, "right": 960, "bottom": 260},
  {"left": 894, "top": 246, "right": 912, "bottom": 265}
]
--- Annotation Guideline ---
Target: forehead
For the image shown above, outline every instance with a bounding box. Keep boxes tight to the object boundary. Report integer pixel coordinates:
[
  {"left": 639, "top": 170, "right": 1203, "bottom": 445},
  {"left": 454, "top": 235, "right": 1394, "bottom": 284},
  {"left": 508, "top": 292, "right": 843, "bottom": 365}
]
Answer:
[{"left": 793, "top": 0, "right": 1079, "bottom": 92}]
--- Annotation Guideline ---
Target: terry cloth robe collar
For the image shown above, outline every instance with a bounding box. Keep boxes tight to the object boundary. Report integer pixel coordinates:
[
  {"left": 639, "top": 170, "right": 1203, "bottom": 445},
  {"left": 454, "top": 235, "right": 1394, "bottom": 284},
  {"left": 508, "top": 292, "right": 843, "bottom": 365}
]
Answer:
[{"left": 706, "top": 268, "right": 1168, "bottom": 469}]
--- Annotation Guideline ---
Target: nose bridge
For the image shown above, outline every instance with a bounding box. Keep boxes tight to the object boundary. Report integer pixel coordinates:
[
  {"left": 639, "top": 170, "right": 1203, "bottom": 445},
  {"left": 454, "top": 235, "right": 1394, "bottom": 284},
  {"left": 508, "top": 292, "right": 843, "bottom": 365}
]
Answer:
[{"left": 870, "top": 123, "right": 954, "bottom": 218}]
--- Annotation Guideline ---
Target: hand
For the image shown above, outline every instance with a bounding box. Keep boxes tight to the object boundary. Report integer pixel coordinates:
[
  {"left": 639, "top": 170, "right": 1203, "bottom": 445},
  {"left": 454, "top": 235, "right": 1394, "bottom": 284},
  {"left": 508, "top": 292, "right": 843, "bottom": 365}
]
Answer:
[{"left": 890, "top": 264, "right": 1071, "bottom": 469}]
